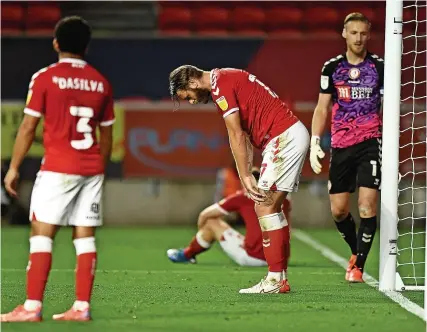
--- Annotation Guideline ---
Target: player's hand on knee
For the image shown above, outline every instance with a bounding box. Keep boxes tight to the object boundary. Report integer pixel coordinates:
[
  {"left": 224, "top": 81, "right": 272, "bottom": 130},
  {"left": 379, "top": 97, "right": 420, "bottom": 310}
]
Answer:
[
  {"left": 242, "top": 175, "right": 266, "bottom": 203},
  {"left": 4, "top": 168, "right": 19, "bottom": 197},
  {"left": 309, "top": 136, "right": 325, "bottom": 174}
]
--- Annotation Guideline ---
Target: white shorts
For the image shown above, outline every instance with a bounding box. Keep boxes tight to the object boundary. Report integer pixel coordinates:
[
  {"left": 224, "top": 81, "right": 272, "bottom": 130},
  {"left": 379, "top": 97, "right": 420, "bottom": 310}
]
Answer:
[
  {"left": 258, "top": 121, "right": 309, "bottom": 192},
  {"left": 219, "top": 228, "right": 267, "bottom": 267},
  {"left": 29, "top": 171, "right": 104, "bottom": 227}
]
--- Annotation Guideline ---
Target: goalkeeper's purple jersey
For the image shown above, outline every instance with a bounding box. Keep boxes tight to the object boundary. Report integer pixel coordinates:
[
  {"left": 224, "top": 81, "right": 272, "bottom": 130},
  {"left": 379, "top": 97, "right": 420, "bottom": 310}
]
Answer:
[{"left": 320, "top": 53, "right": 384, "bottom": 148}]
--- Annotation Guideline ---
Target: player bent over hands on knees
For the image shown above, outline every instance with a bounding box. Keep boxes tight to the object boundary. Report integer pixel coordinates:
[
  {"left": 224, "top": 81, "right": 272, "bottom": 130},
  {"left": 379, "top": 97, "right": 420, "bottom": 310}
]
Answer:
[{"left": 169, "top": 64, "right": 309, "bottom": 293}]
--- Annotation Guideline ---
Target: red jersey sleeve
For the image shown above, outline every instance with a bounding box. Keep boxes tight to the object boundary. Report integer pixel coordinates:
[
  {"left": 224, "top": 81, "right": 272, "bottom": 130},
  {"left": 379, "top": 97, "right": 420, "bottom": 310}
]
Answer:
[
  {"left": 212, "top": 70, "right": 239, "bottom": 119},
  {"left": 24, "top": 70, "right": 47, "bottom": 118},
  {"left": 217, "top": 190, "right": 248, "bottom": 214},
  {"left": 100, "top": 83, "right": 115, "bottom": 127}
]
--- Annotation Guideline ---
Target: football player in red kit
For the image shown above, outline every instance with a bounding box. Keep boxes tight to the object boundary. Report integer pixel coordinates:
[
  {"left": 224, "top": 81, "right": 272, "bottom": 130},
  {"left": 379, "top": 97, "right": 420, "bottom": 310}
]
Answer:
[
  {"left": 167, "top": 167, "right": 291, "bottom": 267},
  {"left": 169, "top": 66, "right": 309, "bottom": 293},
  {"left": 2, "top": 16, "right": 114, "bottom": 322}
]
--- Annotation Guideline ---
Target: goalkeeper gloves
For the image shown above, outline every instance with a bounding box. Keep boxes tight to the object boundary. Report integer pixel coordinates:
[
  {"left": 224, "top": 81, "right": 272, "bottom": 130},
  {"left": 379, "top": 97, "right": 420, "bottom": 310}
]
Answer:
[{"left": 309, "top": 136, "right": 325, "bottom": 174}]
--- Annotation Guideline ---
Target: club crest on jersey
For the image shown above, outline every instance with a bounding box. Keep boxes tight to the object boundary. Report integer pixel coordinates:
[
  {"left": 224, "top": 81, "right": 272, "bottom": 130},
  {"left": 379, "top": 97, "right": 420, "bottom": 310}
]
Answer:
[
  {"left": 348, "top": 68, "right": 360, "bottom": 80},
  {"left": 216, "top": 96, "right": 228, "bottom": 111}
]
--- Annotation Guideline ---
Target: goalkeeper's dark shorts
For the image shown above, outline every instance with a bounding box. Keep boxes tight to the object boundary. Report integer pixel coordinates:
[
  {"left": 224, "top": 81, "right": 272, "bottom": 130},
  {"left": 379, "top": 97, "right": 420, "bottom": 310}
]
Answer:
[{"left": 328, "top": 138, "right": 382, "bottom": 194}]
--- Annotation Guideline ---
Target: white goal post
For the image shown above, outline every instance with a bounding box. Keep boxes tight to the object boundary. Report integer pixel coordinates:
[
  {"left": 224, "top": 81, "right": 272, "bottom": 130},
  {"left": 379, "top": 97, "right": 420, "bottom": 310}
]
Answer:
[
  {"left": 379, "top": 0, "right": 403, "bottom": 292},
  {"left": 379, "top": 0, "right": 427, "bottom": 307}
]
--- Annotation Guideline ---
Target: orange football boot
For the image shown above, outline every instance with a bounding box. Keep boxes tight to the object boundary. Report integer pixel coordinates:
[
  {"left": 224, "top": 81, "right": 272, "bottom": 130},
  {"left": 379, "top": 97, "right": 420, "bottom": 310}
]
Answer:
[
  {"left": 0, "top": 304, "right": 42, "bottom": 322},
  {"left": 348, "top": 266, "right": 364, "bottom": 283},
  {"left": 345, "top": 254, "right": 357, "bottom": 281},
  {"left": 279, "top": 279, "right": 291, "bottom": 293},
  {"left": 52, "top": 307, "right": 91, "bottom": 321}
]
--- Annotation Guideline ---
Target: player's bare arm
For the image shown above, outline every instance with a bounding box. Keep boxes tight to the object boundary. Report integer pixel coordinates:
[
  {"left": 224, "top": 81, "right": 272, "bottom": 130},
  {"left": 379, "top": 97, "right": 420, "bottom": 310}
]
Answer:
[
  {"left": 223, "top": 111, "right": 251, "bottom": 178},
  {"left": 224, "top": 112, "right": 265, "bottom": 203},
  {"left": 309, "top": 93, "right": 331, "bottom": 174},
  {"left": 99, "top": 124, "right": 113, "bottom": 167},
  {"left": 245, "top": 135, "right": 254, "bottom": 172},
  {"left": 312, "top": 93, "right": 332, "bottom": 138},
  {"left": 197, "top": 204, "right": 227, "bottom": 229},
  {"left": 4, "top": 114, "right": 40, "bottom": 197}
]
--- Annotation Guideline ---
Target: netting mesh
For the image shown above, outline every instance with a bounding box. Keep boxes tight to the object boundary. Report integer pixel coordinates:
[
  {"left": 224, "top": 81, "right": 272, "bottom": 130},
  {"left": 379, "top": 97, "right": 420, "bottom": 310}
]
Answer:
[{"left": 397, "top": 0, "right": 427, "bottom": 288}]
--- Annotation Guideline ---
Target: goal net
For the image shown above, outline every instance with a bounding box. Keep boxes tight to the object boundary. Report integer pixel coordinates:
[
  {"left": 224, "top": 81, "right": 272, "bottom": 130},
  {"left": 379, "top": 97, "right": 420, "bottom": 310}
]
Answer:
[
  {"left": 396, "top": 0, "right": 426, "bottom": 292},
  {"left": 379, "top": 0, "right": 426, "bottom": 298}
]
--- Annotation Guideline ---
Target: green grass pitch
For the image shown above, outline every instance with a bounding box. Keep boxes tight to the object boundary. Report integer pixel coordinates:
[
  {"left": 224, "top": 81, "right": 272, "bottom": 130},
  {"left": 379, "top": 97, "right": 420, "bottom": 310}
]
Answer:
[{"left": 1, "top": 226, "right": 425, "bottom": 332}]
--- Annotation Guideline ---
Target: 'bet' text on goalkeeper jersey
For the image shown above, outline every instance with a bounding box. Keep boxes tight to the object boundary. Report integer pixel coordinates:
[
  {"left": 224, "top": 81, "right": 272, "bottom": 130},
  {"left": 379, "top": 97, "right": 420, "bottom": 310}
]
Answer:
[{"left": 320, "top": 53, "right": 384, "bottom": 148}]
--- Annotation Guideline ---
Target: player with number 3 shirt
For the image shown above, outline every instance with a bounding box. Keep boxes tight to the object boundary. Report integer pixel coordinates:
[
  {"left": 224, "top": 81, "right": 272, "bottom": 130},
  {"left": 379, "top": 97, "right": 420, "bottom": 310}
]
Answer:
[
  {"left": 169, "top": 65, "right": 309, "bottom": 294},
  {"left": 2, "top": 16, "right": 114, "bottom": 322},
  {"left": 25, "top": 46, "right": 114, "bottom": 176}
]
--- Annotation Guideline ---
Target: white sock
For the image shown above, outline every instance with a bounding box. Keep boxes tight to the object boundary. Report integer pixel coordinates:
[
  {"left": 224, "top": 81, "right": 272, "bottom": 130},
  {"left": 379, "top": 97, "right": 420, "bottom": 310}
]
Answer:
[
  {"left": 73, "top": 237, "right": 96, "bottom": 255},
  {"left": 267, "top": 271, "right": 282, "bottom": 281},
  {"left": 29, "top": 235, "right": 53, "bottom": 253},
  {"left": 196, "top": 231, "right": 211, "bottom": 249},
  {"left": 73, "top": 300, "right": 90, "bottom": 311},
  {"left": 283, "top": 270, "right": 287, "bottom": 280},
  {"left": 24, "top": 299, "right": 42, "bottom": 311}
]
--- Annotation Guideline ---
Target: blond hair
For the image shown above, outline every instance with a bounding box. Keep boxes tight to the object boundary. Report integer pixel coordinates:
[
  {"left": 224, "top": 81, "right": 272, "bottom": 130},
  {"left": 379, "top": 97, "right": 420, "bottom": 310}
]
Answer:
[{"left": 344, "top": 12, "right": 371, "bottom": 28}]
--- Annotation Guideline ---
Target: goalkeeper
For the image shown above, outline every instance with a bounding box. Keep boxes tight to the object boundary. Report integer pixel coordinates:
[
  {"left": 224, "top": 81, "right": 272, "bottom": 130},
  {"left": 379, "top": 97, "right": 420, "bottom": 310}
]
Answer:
[{"left": 310, "top": 12, "right": 384, "bottom": 283}]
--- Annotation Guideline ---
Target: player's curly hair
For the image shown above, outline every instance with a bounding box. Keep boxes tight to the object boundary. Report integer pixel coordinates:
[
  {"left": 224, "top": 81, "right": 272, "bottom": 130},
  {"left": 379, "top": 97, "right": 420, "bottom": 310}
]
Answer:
[
  {"left": 54, "top": 16, "right": 91, "bottom": 57},
  {"left": 169, "top": 65, "right": 204, "bottom": 101},
  {"left": 344, "top": 12, "right": 371, "bottom": 28}
]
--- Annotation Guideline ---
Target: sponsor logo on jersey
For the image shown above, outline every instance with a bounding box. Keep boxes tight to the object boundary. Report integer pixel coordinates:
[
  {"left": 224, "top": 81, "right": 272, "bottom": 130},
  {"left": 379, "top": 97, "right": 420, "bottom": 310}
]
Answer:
[
  {"left": 349, "top": 68, "right": 360, "bottom": 79},
  {"left": 336, "top": 86, "right": 351, "bottom": 100},
  {"left": 216, "top": 96, "right": 228, "bottom": 111},
  {"left": 336, "top": 86, "right": 373, "bottom": 100},
  {"left": 351, "top": 87, "right": 373, "bottom": 99},
  {"left": 321, "top": 75, "right": 329, "bottom": 90}
]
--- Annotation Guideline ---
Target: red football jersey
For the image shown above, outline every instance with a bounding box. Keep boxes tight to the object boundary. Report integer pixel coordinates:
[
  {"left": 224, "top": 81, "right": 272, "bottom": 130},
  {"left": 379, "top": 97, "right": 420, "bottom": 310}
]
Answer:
[
  {"left": 210, "top": 68, "right": 298, "bottom": 150},
  {"left": 218, "top": 190, "right": 291, "bottom": 260},
  {"left": 24, "top": 58, "right": 115, "bottom": 176}
]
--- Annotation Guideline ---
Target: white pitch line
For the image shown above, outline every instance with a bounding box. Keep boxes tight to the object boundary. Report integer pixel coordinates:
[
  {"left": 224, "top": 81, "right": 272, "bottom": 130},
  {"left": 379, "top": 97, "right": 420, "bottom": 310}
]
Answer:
[
  {"left": 293, "top": 229, "right": 425, "bottom": 321},
  {"left": 1, "top": 268, "right": 341, "bottom": 276}
]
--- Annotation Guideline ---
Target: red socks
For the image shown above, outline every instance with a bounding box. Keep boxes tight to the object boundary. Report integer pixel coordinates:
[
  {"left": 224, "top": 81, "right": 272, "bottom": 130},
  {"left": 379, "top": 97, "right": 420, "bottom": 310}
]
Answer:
[
  {"left": 26, "top": 236, "right": 53, "bottom": 302},
  {"left": 25, "top": 235, "right": 97, "bottom": 307},
  {"left": 73, "top": 237, "right": 97, "bottom": 303},
  {"left": 259, "top": 213, "right": 289, "bottom": 273},
  {"left": 284, "top": 226, "right": 290, "bottom": 271},
  {"left": 183, "top": 231, "right": 211, "bottom": 259},
  {"left": 27, "top": 235, "right": 52, "bottom": 302}
]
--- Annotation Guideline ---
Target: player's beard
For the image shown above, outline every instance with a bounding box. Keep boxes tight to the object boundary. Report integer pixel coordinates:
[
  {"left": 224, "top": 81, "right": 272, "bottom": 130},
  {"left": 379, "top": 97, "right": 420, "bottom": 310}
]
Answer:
[
  {"left": 193, "top": 88, "right": 211, "bottom": 104},
  {"left": 350, "top": 43, "right": 366, "bottom": 57}
]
